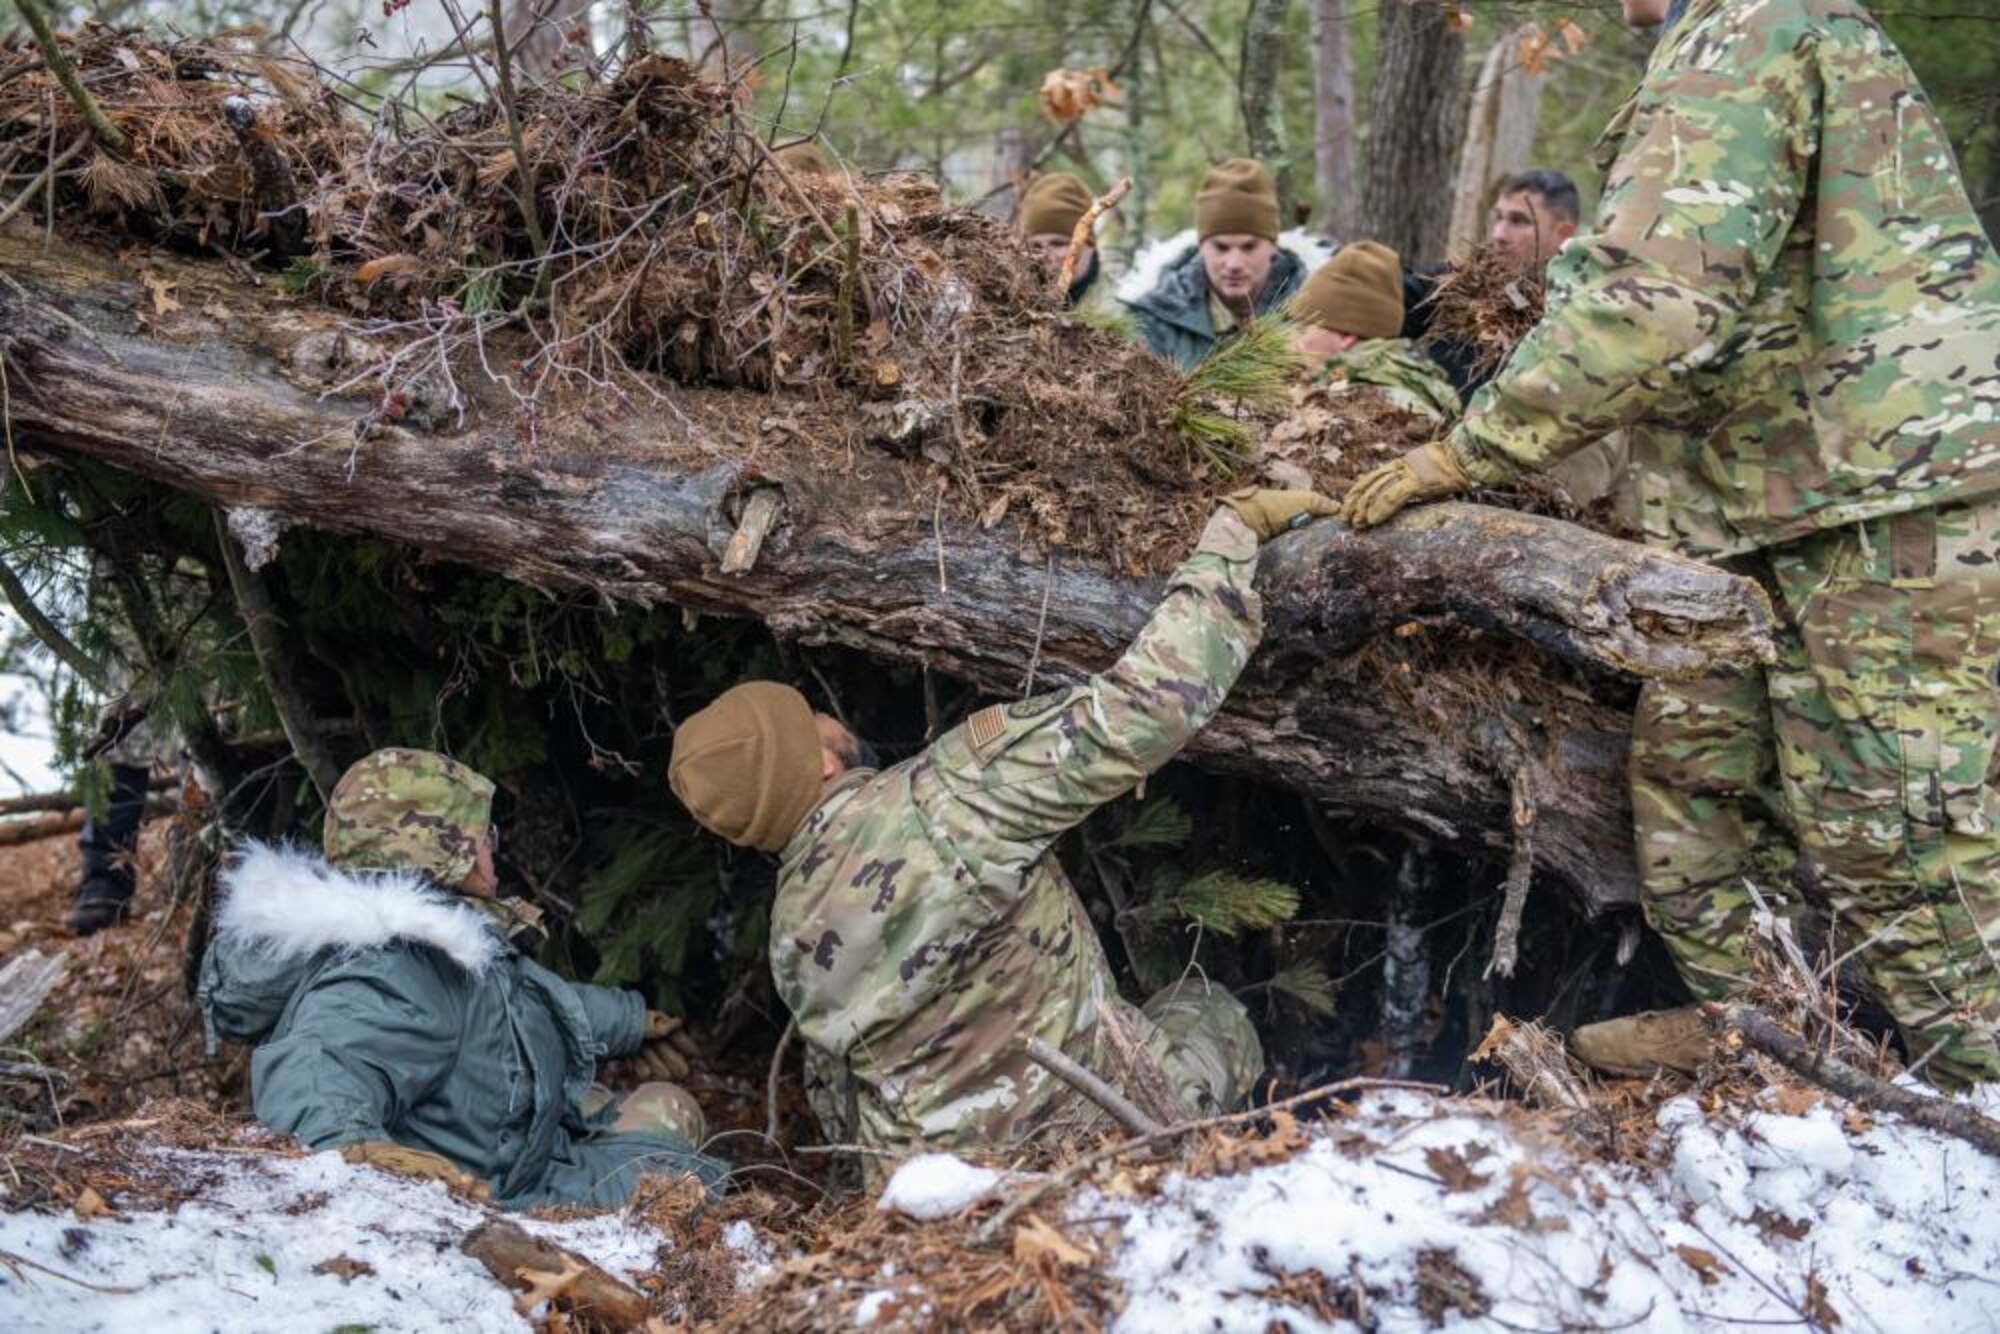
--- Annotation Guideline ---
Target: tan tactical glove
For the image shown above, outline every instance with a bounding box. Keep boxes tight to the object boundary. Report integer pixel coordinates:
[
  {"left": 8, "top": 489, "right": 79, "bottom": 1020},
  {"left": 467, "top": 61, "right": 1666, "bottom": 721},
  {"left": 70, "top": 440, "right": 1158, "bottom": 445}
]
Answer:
[
  {"left": 1339, "top": 442, "right": 1471, "bottom": 529},
  {"left": 1219, "top": 488, "right": 1343, "bottom": 543},
  {"left": 340, "top": 1141, "right": 490, "bottom": 1200},
  {"left": 625, "top": 1010, "right": 700, "bottom": 1082}
]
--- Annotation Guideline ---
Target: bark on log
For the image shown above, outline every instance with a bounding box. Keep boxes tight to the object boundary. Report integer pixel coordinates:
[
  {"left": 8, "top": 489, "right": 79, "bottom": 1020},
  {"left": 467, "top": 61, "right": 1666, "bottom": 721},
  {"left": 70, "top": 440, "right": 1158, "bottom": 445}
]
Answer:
[
  {"left": 461, "top": 1218, "right": 653, "bottom": 1330},
  {"left": 0, "top": 233, "right": 1776, "bottom": 913}
]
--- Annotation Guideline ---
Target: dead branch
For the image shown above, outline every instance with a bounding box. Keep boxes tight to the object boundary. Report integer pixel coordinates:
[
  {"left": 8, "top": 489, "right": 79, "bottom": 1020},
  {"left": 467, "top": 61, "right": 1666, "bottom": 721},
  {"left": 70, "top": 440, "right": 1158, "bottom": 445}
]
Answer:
[
  {"left": 0, "top": 948, "right": 68, "bottom": 1044},
  {"left": 461, "top": 1218, "right": 652, "bottom": 1330},
  {"left": 721, "top": 487, "right": 784, "bottom": 575},
  {"left": 0, "top": 550, "right": 105, "bottom": 690},
  {"left": 1026, "top": 1037, "right": 1164, "bottom": 1137},
  {"left": 1486, "top": 766, "right": 1535, "bottom": 979},
  {"left": 1723, "top": 1004, "right": 2000, "bottom": 1159},
  {"left": 11, "top": 0, "right": 125, "bottom": 153},
  {"left": 0, "top": 809, "right": 83, "bottom": 846},
  {"left": 1056, "top": 176, "right": 1130, "bottom": 295}
]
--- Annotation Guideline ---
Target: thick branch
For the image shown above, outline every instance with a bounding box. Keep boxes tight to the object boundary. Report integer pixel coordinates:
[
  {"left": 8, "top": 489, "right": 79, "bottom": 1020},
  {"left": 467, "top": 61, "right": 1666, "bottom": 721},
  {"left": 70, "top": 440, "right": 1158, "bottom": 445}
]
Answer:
[{"left": 0, "top": 550, "right": 105, "bottom": 688}]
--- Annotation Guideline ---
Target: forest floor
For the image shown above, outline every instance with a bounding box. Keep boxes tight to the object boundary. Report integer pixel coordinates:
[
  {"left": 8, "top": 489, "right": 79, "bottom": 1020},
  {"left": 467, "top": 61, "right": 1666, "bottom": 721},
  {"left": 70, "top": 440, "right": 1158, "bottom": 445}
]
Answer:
[{"left": 3, "top": 821, "right": 2000, "bottom": 1332}]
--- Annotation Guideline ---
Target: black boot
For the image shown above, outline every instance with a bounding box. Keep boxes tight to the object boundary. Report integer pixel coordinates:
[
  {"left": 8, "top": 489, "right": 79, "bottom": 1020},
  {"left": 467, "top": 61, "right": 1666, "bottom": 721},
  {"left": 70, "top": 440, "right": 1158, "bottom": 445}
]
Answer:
[{"left": 65, "top": 764, "right": 150, "bottom": 937}]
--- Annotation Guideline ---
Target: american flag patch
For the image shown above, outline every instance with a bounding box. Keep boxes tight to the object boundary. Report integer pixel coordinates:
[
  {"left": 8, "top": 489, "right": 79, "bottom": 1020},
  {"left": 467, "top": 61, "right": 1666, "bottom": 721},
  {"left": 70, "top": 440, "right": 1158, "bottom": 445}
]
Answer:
[{"left": 965, "top": 705, "right": 1007, "bottom": 760}]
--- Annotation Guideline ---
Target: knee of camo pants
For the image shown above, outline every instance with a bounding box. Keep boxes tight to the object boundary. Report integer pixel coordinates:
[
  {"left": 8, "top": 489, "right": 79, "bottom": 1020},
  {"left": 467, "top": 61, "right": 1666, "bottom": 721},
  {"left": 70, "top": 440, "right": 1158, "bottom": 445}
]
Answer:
[
  {"left": 1766, "top": 502, "right": 2000, "bottom": 1089},
  {"left": 1140, "top": 980, "right": 1265, "bottom": 1116},
  {"left": 608, "top": 1081, "right": 709, "bottom": 1144},
  {"left": 1630, "top": 671, "right": 1800, "bottom": 1001}
]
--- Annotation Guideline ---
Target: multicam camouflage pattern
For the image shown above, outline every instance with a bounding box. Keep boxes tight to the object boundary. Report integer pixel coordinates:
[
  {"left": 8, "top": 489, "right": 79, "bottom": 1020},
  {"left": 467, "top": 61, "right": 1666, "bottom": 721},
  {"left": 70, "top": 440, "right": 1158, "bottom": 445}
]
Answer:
[
  {"left": 323, "top": 747, "right": 495, "bottom": 887},
  {"left": 581, "top": 1081, "right": 709, "bottom": 1145},
  {"left": 1448, "top": 0, "right": 2000, "bottom": 559},
  {"left": 771, "top": 509, "right": 1268, "bottom": 1154},
  {"left": 1633, "top": 497, "right": 2000, "bottom": 1088},
  {"left": 1315, "top": 338, "right": 1461, "bottom": 423}
]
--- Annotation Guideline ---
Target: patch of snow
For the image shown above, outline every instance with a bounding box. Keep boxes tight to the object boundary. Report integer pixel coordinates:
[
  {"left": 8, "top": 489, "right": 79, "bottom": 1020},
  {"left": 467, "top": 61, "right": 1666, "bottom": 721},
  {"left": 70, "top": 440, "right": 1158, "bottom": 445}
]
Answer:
[
  {"left": 722, "top": 1217, "right": 776, "bottom": 1290},
  {"left": 0, "top": 1146, "right": 668, "bottom": 1333},
  {"left": 877, "top": 1153, "right": 1022, "bottom": 1220},
  {"left": 853, "top": 1286, "right": 896, "bottom": 1326},
  {"left": 1077, "top": 1086, "right": 2000, "bottom": 1332}
]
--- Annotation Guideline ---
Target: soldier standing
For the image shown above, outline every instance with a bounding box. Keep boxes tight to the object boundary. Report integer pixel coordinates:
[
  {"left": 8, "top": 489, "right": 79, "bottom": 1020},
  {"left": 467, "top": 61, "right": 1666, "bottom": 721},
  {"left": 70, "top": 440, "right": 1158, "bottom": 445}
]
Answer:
[
  {"left": 669, "top": 490, "right": 1339, "bottom": 1157},
  {"left": 1341, "top": 0, "right": 2000, "bottom": 1087}
]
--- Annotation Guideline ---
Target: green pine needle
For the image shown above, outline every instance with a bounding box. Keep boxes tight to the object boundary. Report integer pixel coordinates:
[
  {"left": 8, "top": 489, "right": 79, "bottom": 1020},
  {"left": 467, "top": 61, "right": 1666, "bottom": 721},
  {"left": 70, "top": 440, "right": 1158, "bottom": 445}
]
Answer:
[
  {"left": 1111, "top": 796, "right": 1193, "bottom": 851},
  {"left": 1172, "top": 319, "right": 1301, "bottom": 479},
  {"left": 1266, "top": 960, "right": 1338, "bottom": 1017},
  {"left": 1141, "top": 866, "right": 1300, "bottom": 935}
]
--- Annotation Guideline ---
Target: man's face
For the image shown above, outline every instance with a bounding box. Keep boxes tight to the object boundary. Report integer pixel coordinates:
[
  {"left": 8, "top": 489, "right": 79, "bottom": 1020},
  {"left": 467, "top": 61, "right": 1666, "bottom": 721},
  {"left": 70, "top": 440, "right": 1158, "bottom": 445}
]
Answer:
[
  {"left": 460, "top": 827, "right": 498, "bottom": 898},
  {"left": 1620, "top": 0, "right": 1671, "bottom": 25},
  {"left": 1028, "top": 232, "right": 1090, "bottom": 275},
  {"left": 1489, "top": 191, "right": 1576, "bottom": 272},
  {"left": 815, "top": 712, "right": 862, "bottom": 782},
  {"left": 1200, "top": 235, "right": 1279, "bottom": 307},
  {"left": 1295, "top": 324, "right": 1357, "bottom": 368}
]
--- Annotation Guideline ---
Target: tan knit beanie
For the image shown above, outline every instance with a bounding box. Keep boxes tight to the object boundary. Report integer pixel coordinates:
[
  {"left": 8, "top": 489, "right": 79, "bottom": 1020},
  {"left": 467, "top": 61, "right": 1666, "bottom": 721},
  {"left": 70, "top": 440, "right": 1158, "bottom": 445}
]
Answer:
[
  {"left": 1019, "top": 173, "right": 1095, "bottom": 238},
  {"left": 1288, "top": 241, "right": 1404, "bottom": 340},
  {"left": 1196, "top": 159, "right": 1280, "bottom": 241},
  {"left": 669, "top": 682, "right": 823, "bottom": 852}
]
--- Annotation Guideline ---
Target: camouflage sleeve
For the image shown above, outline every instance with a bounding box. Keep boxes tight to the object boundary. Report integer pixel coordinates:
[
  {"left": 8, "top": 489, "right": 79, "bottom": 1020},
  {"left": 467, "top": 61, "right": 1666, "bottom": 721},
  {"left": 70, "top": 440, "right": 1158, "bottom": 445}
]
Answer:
[
  {"left": 918, "top": 508, "right": 1262, "bottom": 875},
  {"left": 1447, "top": 12, "right": 1818, "bottom": 482}
]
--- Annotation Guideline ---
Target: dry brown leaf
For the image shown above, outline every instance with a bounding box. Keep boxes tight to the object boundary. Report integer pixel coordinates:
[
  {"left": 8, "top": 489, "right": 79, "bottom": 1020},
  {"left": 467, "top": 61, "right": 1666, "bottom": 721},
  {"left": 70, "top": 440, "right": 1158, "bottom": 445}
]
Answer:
[
  {"left": 1767, "top": 1085, "right": 1821, "bottom": 1117},
  {"left": 1804, "top": 1273, "right": 1843, "bottom": 1327},
  {"left": 1673, "top": 1244, "right": 1729, "bottom": 1287},
  {"left": 511, "top": 1259, "right": 586, "bottom": 1315},
  {"left": 73, "top": 1185, "right": 115, "bottom": 1219},
  {"left": 1558, "top": 19, "right": 1591, "bottom": 55},
  {"left": 141, "top": 274, "right": 180, "bottom": 316},
  {"left": 1425, "top": 1145, "right": 1493, "bottom": 1194},
  {"left": 1444, "top": 5, "right": 1474, "bottom": 33},
  {"left": 1013, "top": 1213, "right": 1095, "bottom": 1267},
  {"left": 312, "top": 1254, "right": 377, "bottom": 1283},
  {"left": 1517, "top": 26, "right": 1555, "bottom": 77},
  {"left": 354, "top": 255, "right": 424, "bottom": 287},
  {"left": 1038, "top": 67, "right": 1122, "bottom": 124}
]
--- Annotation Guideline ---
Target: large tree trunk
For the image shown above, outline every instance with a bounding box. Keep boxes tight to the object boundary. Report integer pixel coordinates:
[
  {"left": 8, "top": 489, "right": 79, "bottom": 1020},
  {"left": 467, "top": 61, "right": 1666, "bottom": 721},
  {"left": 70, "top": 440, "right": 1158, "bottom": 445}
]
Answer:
[
  {"left": 0, "top": 232, "right": 1774, "bottom": 914},
  {"left": 1239, "top": 0, "right": 1297, "bottom": 220},
  {"left": 1361, "top": 0, "right": 1468, "bottom": 259},
  {"left": 1310, "top": 0, "right": 1358, "bottom": 239}
]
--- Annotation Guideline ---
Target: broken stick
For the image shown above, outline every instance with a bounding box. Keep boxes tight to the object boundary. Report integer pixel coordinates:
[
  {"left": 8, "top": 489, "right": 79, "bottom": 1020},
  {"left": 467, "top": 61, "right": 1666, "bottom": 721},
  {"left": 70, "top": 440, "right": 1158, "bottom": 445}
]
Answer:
[
  {"left": 1026, "top": 1037, "right": 1164, "bottom": 1137},
  {"left": 720, "top": 487, "right": 784, "bottom": 575},
  {"left": 1055, "top": 176, "right": 1130, "bottom": 295},
  {"left": 461, "top": 1219, "right": 652, "bottom": 1331},
  {"left": 1723, "top": 1004, "right": 2000, "bottom": 1159}
]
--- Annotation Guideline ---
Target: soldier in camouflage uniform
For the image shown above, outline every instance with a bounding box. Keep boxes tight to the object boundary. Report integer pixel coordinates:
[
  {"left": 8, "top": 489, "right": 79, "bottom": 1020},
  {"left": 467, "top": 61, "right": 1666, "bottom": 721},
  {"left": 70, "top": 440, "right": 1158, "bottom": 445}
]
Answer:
[
  {"left": 669, "top": 490, "right": 1340, "bottom": 1158},
  {"left": 1341, "top": 0, "right": 2000, "bottom": 1087},
  {"left": 1289, "top": 241, "right": 1462, "bottom": 423},
  {"left": 200, "top": 748, "right": 724, "bottom": 1206}
]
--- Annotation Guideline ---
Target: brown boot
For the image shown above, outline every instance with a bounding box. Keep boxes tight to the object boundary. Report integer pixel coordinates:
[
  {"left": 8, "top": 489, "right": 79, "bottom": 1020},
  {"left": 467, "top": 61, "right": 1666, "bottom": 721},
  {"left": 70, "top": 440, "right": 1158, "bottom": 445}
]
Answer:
[{"left": 1570, "top": 1004, "right": 1711, "bottom": 1078}]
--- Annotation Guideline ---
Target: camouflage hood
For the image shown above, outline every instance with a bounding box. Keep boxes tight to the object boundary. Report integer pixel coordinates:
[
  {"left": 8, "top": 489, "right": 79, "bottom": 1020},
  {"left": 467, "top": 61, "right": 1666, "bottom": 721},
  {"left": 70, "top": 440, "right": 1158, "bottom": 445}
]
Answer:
[
  {"left": 323, "top": 747, "right": 495, "bottom": 886},
  {"left": 201, "top": 840, "right": 502, "bottom": 1044}
]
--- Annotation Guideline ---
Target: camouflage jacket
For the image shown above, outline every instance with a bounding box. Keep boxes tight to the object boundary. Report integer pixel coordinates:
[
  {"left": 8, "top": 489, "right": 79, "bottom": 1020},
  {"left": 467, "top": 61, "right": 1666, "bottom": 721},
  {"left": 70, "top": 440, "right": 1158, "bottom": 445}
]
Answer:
[
  {"left": 770, "top": 510, "right": 1263, "bottom": 1153},
  {"left": 1448, "top": 0, "right": 2000, "bottom": 557},
  {"left": 1316, "top": 338, "right": 1461, "bottom": 424}
]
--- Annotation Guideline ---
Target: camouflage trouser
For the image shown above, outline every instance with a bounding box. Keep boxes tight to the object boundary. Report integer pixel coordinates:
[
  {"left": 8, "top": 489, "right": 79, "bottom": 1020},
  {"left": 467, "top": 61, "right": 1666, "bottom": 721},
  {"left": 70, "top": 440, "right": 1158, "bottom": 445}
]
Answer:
[
  {"left": 1138, "top": 979, "right": 1265, "bottom": 1117},
  {"left": 580, "top": 1081, "right": 708, "bottom": 1144},
  {"left": 1632, "top": 499, "right": 2000, "bottom": 1088}
]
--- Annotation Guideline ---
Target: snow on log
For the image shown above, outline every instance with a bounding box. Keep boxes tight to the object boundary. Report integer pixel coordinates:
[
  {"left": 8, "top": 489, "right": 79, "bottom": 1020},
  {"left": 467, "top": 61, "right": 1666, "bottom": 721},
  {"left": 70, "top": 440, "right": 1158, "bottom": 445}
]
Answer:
[{"left": 0, "top": 232, "right": 1774, "bottom": 912}]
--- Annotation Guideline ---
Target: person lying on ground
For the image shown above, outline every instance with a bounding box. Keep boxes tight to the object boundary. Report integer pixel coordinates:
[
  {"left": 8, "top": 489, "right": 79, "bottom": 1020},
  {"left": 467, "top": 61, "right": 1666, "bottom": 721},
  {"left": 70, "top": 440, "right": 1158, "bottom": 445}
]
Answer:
[
  {"left": 199, "top": 747, "right": 726, "bottom": 1206},
  {"left": 1340, "top": 0, "right": 2000, "bottom": 1089},
  {"left": 668, "top": 490, "right": 1340, "bottom": 1167},
  {"left": 1122, "top": 159, "right": 1307, "bottom": 370}
]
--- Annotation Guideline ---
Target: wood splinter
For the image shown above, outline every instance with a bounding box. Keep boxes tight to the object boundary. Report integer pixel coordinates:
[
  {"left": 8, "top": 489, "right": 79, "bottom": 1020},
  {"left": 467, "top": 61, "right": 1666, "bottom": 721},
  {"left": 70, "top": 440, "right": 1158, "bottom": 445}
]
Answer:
[
  {"left": 1056, "top": 176, "right": 1131, "bottom": 295},
  {"left": 720, "top": 487, "right": 784, "bottom": 575},
  {"left": 461, "top": 1219, "right": 652, "bottom": 1331},
  {"left": 1026, "top": 1037, "right": 1164, "bottom": 1137}
]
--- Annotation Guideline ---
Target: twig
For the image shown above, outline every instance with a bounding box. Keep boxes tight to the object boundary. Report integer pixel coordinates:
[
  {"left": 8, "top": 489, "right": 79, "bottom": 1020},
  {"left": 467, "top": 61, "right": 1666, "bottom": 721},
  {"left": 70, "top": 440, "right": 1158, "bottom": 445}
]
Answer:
[
  {"left": 765, "top": 1016, "right": 796, "bottom": 1144},
  {"left": 1055, "top": 176, "right": 1130, "bottom": 295},
  {"left": 972, "top": 1074, "right": 1446, "bottom": 1245},
  {"left": 1723, "top": 1004, "right": 2000, "bottom": 1158},
  {"left": 0, "top": 130, "right": 90, "bottom": 231},
  {"left": 1026, "top": 1038, "right": 1163, "bottom": 1136},
  {"left": 1020, "top": 553, "right": 1056, "bottom": 698},
  {"left": 0, "top": 1249, "right": 143, "bottom": 1294},
  {"left": 12, "top": 0, "right": 127, "bottom": 153},
  {"left": 1485, "top": 765, "right": 1536, "bottom": 979},
  {"left": 0, "top": 552, "right": 105, "bottom": 689}
]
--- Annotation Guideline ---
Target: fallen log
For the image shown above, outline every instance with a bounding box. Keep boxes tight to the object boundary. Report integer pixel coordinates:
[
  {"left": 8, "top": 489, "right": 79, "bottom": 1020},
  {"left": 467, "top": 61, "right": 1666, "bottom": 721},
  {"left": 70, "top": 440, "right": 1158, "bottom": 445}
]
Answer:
[{"left": 0, "top": 232, "right": 1775, "bottom": 913}]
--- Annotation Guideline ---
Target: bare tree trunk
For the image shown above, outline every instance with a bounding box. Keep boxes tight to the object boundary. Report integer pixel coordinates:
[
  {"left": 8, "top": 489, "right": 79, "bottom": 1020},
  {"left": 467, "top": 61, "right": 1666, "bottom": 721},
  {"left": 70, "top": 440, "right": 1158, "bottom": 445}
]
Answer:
[
  {"left": 1239, "top": 0, "right": 1297, "bottom": 221},
  {"left": 1311, "top": 0, "right": 1357, "bottom": 239},
  {"left": 1361, "top": 0, "right": 1468, "bottom": 259},
  {"left": 1446, "top": 29, "right": 1549, "bottom": 260}
]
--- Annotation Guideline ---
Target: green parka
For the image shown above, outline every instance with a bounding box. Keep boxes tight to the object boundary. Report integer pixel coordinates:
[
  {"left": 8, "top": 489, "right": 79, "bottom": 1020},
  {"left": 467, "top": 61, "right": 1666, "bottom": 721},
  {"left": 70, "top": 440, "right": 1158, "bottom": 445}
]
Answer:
[
  {"left": 199, "top": 840, "right": 725, "bottom": 1209},
  {"left": 1121, "top": 245, "right": 1307, "bottom": 370}
]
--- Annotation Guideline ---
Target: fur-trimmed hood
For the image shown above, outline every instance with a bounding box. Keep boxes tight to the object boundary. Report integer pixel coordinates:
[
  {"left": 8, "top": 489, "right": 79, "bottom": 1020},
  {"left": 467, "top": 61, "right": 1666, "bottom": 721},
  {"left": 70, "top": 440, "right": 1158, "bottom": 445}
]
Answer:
[{"left": 200, "top": 840, "right": 502, "bottom": 1044}]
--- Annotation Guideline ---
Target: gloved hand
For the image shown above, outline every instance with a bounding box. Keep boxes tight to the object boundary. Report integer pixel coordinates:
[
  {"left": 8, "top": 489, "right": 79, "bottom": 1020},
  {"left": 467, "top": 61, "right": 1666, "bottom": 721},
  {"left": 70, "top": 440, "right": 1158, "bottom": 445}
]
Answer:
[
  {"left": 626, "top": 1010, "right": 700, "bottom": 1082},
  {"left": 1219, "top": 488, "right": 1342, "bottom": 543},
  {"left": 340, "top": 1141, "right": 490, "bottom": 1200},
  {"left": 1339, "top": 441, "right": 1471, "bottom": 529}
]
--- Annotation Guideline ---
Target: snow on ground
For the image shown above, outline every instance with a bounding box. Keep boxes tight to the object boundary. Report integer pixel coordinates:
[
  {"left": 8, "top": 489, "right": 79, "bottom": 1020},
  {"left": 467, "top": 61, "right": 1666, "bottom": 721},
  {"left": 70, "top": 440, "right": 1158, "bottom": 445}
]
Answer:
[
  {"left": 0, "top": 1146, "right": 671, "bottom": 1333},
  {"left": 1076, "top": 1088, "right": 2000, "bottom": 1333},
  {"left": 877, "top": 1153, "right": 1016, "bottom": 1220}
]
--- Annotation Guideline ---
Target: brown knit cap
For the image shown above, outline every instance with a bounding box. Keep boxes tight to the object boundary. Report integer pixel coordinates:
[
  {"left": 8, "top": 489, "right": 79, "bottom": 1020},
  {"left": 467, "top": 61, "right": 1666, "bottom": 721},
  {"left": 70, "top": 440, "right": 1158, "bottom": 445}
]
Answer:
[
  {"left": 1019, "top": 173, "right": 1094, "bottom": 238},
  {"left": 669, "top": 681, "right": 823, "bottom": 852},
  {"left": 1288, "top": 241, "right": 1404, "bottom": 340},
  {"left": 1196, "top": 159, "right": 1280, "bottom": 241}
]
